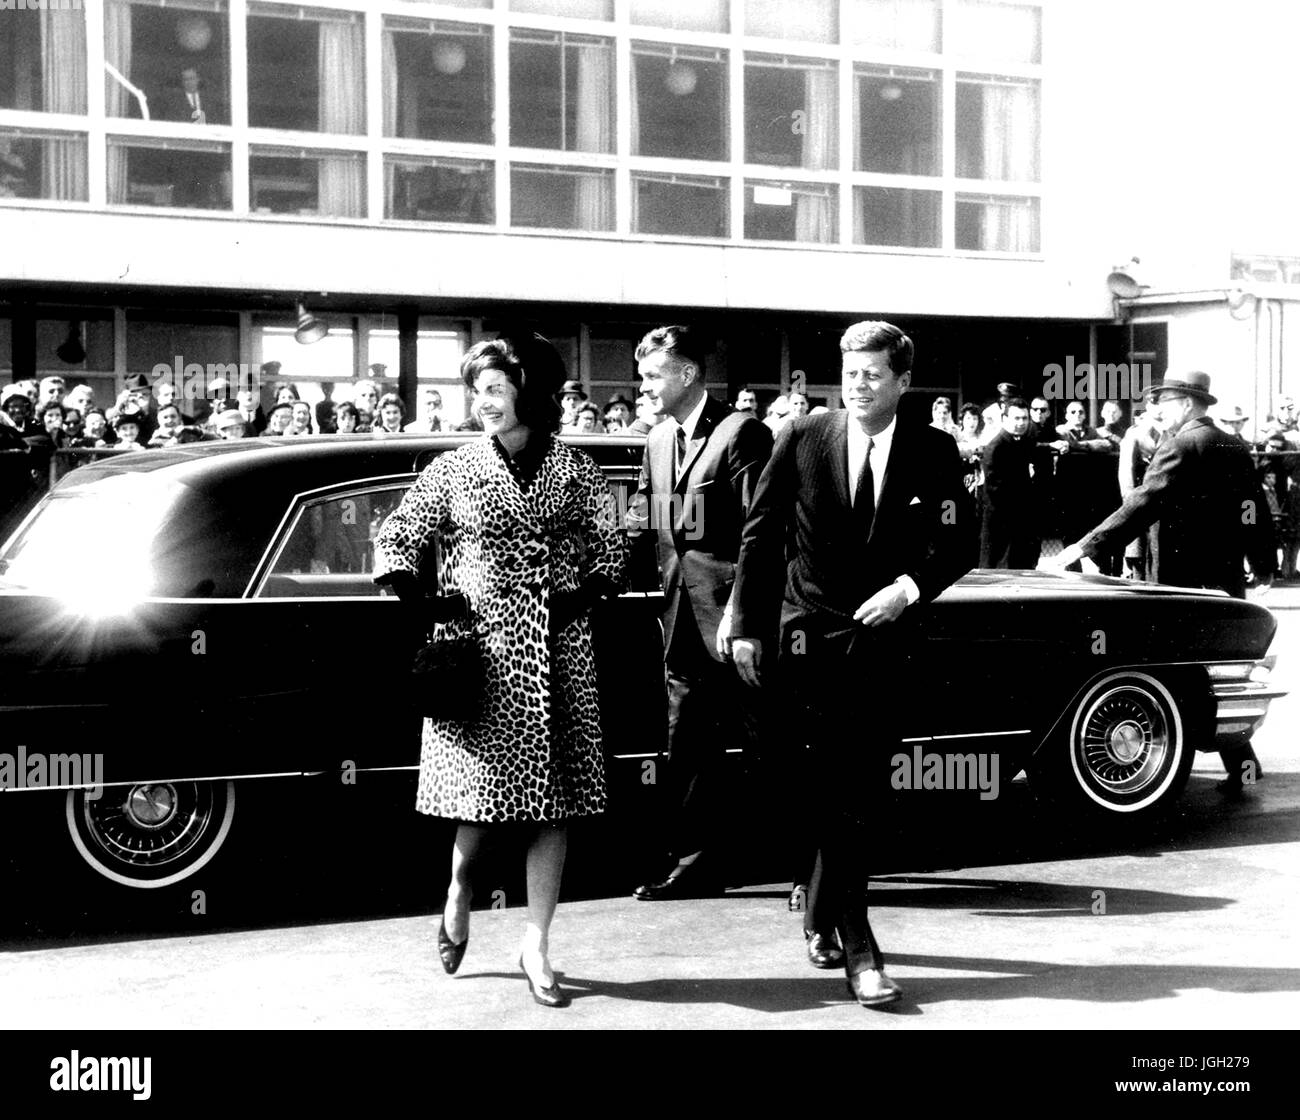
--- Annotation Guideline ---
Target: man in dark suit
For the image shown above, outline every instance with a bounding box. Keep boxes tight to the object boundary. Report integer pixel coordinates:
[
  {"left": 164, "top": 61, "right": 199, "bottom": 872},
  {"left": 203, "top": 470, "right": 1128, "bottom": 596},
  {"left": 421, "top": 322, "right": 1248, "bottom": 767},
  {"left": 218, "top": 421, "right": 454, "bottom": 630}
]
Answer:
[
  {"left": 1048, "top": 371, "right": 1275, "bottom": 793},
  {"left": 627, "top": 325, "right": 774, "bottom": 900},
  {"left": 157, "top": 66, "right": 224, "bottom": 126},
  {"left": 980, "top": 397, "right": 1040, "bottom": 568},
  {"left": 732, "top": 321, "right": 975, "bottom": 1007}
]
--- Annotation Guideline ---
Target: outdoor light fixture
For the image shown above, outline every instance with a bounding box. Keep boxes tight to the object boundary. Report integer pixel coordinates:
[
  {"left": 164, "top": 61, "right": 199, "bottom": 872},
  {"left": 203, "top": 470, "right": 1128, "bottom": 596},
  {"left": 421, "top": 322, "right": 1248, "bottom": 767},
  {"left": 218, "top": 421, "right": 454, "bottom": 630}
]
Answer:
[
  {"left": 56, "top": 321, "right": 85, "bottom": 365},
  {"left": 432, "top": 39, "right": 468, "bottom": 75},
  {"left": 176, "top": 16, "right": 213, "bottom": 52},
  {"left": 1227, "top": 287, "right": 1258, "bottom": 321},
  {"left": 664, "top": 60, "right": 698, "bottom": 96},
  {"left": 293, "top": 303, "right": 329, "bottom": 345},
  {"left": 1106, "top": 257, "right": 1147, "bottom": 298}
]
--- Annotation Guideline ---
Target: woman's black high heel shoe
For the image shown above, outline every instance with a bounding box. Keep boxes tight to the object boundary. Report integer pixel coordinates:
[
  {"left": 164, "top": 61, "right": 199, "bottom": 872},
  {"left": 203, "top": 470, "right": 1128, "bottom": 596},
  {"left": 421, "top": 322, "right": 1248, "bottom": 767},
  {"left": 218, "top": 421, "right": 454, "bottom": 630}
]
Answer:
[
  {"left": 517, "top": 954, "right": 570, "bottom": 1008},
  {"left": 437, "top": 917, "right": 468, "bottom": 975}
]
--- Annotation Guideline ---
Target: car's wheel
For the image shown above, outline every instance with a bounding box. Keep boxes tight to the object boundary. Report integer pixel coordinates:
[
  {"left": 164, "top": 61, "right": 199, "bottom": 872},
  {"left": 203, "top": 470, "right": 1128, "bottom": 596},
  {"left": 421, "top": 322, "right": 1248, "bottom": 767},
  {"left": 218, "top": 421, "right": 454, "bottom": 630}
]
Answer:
[
  {"left": 65, "top": 780, "right": 236, "bottom": 889},
  {"left": 1030, "top": 671, "right": 1194, "bottom": 817}
]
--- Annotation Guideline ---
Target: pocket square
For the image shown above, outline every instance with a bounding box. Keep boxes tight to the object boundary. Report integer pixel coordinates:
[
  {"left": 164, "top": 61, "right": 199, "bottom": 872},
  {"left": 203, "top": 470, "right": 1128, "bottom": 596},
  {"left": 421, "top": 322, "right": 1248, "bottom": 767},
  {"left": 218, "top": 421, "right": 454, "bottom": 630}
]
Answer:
[{"left": 908, "top": 496, "right": 922, "bottom": 505}]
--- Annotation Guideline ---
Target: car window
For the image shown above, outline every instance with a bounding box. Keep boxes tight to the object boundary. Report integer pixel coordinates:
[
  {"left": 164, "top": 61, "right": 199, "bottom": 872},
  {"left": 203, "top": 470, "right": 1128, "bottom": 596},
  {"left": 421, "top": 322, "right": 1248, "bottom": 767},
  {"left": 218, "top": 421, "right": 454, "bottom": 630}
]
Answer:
[{"left": 256, "top": 485, "right": 409, "bottom": 598}]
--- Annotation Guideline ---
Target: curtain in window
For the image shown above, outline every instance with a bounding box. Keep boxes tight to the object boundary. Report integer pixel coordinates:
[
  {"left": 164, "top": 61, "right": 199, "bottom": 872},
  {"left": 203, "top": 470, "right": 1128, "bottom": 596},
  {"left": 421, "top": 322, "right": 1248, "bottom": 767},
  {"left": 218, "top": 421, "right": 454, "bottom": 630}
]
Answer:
[
  {"left": 794, "top": 186, "right": 832, "bottom": 244},
  {"left": 105, "top": 1, "right": 131, "bottom": 204},
  {"left": 573, "top": 43, "right": 612, "bottom": 230},
  {"left": 382, "top": 32, "right": 398, "bottom": 216},
  {"left": 318, "top": 21, "right": 364, "bottom": 217},
  {"left": 794, "top": 67, "right": 834, "bottom": 240},
  {"left": 40, "top": 8, "right": 87, "bottom": 201},
  {"left": 979, "top": 198, "right": 1035, "bottom": 252},
  {"left": 980, "top": 81, "right": 1037, "bottom": 181}
]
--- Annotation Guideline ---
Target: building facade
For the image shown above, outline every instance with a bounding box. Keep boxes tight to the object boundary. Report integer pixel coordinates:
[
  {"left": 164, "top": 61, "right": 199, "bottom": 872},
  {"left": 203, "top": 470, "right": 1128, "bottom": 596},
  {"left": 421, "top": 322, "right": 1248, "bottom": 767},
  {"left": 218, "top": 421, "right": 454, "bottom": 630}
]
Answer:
[{"left": 2, "top": 0, "right": 1144, "bottom": 426}]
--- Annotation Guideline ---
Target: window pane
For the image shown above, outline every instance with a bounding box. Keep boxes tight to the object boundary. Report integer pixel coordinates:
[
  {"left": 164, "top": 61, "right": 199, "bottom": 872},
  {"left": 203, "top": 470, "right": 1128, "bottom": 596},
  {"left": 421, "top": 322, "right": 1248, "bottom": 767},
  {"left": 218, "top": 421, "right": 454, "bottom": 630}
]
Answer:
[
  {"left": 745, "top": 181, "right": 836, "bottom": 244},
  {"left": 631, "top": 0, "right": 728, "bottom": 33},
  {"left": 511, "top": 164, "right": 614, "bottom": 231},
  {"left": 632, "top": 45, "right": 727, "bottom": 161},
  {"left": 248, "top": 5, "right": 364, "bottom": 134},
  {"left": 955, "top": 74, "right": 1039, "bottom": 180},
  {"left": 951, "top": 0, "right": 1041, "bottom": 64},
  {"left": 509, "top": 0, "right": 613, "bottom": 18},
  {"left": 510, "top": 32, "right": 614, "bottom": 153},
  {"left": 105, "top": 1, "right": 229, "bottom": 124},
  {"left": 250, "top": 148, "right": 365, "bottom": 218},
  {"left": 955, "top": 194, "right": 1039, "bottom": 252},
  {"left": 385, "top": 157, "right": 493, "bottom": 224},
  {"left": 846, "top": 0, "right": 941, "bottom": 52},
  {"left": 259, "top": 324, "right": 358, "bottom": 404},
  {"left": 38, "top": 315, "right": 115, "bottom": 374},
  {"left": 108, "top": 136, "right": 231, "bottom": 209},
  {"left": 262, "top": 488, "right": 409, "bottom": 589},
  {"left": 1, "top": 5, "right": 86, "bottom": 115},
  {"left": 368, "top": 328, "right": 468, "bottom": 428},
  {"left": 632, "top": 174, "right": 727, "bottom": 238},
  {"left": 856, "top": 66, "right": 939, "bottom": 175},
  {"left": 383, "top": 19, "right": 492, "bottom": 144},
  {"left": 126, "top": 314, "right": 239, "bottom": 379},
  {"left": 0, "top": 129, "right": 87, "bottom": 202},
  {"left": 853, "top": 186, "right": 940, "bottom": 247},
  {"left": 745, "top": 0, "right": 837, "bottom": 43},
  {"left": 745, "top": 55, "right": 837, "bottom": 169}
]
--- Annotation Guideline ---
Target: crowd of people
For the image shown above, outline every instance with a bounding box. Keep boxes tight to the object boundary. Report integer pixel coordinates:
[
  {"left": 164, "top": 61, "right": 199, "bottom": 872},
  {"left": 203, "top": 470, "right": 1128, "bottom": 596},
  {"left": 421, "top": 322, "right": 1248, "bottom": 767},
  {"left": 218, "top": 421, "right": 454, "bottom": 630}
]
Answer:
[{"left": 901, "top": 381, "right": 1300, "bottom": 581}]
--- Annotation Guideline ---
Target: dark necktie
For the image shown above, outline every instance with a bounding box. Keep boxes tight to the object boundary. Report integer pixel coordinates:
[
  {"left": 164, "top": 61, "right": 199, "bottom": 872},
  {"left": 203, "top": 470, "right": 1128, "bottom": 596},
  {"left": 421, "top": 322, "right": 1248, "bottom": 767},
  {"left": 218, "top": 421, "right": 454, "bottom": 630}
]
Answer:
[
  {"left": 853, "top": 434, "right": 875, "bottom": 528},
  {"left": 674, "top": 424, "right": 687, "bottom": 484}
]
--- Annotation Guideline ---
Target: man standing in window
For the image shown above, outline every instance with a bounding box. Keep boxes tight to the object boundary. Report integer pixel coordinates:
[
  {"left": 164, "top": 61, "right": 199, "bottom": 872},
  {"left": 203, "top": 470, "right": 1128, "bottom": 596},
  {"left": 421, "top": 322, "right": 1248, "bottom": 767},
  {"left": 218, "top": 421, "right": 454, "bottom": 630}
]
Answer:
[
  {"left": 731, "top": 321, "right": 975, "bottom": 1007},
  {"left": 160, "top": 66, "right": 222, "bottom": 126}
]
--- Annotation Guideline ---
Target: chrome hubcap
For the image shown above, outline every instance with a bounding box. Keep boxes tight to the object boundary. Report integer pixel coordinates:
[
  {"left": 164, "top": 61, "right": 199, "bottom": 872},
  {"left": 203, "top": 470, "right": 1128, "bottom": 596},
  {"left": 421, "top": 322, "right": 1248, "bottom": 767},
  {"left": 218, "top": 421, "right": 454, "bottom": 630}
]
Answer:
[{"left": 1078, "top": 687, "right": 1170, "bottom": 795}]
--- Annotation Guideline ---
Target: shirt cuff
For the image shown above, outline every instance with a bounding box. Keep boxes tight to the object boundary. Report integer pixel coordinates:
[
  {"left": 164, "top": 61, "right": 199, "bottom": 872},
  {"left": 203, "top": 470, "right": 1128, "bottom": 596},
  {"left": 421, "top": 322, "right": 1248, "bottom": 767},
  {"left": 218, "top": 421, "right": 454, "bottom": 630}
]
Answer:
[{"left": 895, "top": 575, "right": 920, "bottom": 605}]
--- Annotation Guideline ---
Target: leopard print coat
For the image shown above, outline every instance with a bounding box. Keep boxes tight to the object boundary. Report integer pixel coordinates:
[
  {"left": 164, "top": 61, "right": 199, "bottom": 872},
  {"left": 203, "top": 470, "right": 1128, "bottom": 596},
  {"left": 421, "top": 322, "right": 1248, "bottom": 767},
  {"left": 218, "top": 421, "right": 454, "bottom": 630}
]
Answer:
[{"left": 374, "top": 436, "right": 625, "bottom": 822}]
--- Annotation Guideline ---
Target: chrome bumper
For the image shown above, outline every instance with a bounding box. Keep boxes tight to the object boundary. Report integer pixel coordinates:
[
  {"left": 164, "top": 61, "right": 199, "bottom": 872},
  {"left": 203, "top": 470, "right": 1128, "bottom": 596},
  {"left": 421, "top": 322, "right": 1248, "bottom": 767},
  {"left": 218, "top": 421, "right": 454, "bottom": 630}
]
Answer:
[{"left": 1212, "top": 661, "right": 1286, "bottom": 740}]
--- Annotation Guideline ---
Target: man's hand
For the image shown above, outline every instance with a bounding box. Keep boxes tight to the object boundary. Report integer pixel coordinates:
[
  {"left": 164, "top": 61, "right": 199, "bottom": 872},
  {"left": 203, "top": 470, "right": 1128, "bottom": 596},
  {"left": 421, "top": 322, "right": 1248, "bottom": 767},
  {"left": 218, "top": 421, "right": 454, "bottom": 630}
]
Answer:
[
  {"left": 732, "top": 638, "right": 763, "bottom": 687},
  {"left": 716, "top": 606, "right": 734, "bottom": 658},
  {"left": 852, "top": 584, "right": 908, "bottom": 627},
  {"left": 1041, "top": 543, "right": 1084, "bottom": 571},
  {"left": 1247, "top": 579, "right": 1273, "bottom": 601}
]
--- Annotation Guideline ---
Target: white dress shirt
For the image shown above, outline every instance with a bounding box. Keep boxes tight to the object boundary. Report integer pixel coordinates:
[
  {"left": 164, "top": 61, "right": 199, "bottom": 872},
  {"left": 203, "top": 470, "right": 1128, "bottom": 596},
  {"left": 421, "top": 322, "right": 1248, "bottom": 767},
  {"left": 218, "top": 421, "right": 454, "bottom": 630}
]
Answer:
[
  {"left": 674, "top": 391, "right": 709, "bottom": 445},
  {"left": 846, "top": 412, "right": 919, "bottom": 605}
]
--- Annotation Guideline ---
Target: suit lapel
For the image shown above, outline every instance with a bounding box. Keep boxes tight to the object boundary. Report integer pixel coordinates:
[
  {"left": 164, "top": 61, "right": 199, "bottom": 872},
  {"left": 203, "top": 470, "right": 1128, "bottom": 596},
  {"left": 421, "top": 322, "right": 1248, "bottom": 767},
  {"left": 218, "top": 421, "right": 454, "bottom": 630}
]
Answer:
[
  {"left": 867, "top": 421, "right": 907, "bottom": 547},
  {"left": 828, "top": 412, "right": 851, "bottom": 509},
  {"left": 650, "top": 424, "right": 674, "bottom": 504},
  {"left": 674, "top": 396, "right": 722, "bottom": 494}
]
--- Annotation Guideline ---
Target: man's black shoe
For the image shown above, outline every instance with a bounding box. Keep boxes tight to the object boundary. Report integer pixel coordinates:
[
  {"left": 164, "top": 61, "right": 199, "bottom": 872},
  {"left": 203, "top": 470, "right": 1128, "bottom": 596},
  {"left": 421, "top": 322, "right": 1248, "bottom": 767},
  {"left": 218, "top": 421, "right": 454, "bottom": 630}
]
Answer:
[
  {"left": 633, "top": 858, "right": 723, "bottom": 901},
  {"left": 804, "top": 930, "right": 844, "bottom": 969}
]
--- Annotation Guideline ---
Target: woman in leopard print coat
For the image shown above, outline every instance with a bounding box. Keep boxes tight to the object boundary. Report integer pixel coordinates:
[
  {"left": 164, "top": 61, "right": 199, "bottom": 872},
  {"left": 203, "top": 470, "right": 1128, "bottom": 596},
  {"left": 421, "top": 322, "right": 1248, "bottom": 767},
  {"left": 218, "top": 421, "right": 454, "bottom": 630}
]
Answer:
[{"left": 374, "top": 333, "right": 624, "bottom": 1006}]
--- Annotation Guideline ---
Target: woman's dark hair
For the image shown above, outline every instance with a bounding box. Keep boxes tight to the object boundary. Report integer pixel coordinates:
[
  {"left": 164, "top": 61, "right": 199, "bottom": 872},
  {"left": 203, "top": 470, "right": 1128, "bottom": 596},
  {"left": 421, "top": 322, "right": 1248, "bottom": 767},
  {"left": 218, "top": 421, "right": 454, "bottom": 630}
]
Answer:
[
  {"left": 334, "top": 401, "right": 359, "bottom": 424},
  {"left": 959, "top": 402, "right": 983, "bottom": 431},
  {"left": 39, "top": 401, "right": 65, "bottom": 420},
  {"left": 461, "top": 333, "right": 565, "bottom": 435},
  {"left": 377, "top": 392, "right": 406, "bottom": 418},
  {"left": 272, "top": 381, "right": 300, "bottom": 401}
]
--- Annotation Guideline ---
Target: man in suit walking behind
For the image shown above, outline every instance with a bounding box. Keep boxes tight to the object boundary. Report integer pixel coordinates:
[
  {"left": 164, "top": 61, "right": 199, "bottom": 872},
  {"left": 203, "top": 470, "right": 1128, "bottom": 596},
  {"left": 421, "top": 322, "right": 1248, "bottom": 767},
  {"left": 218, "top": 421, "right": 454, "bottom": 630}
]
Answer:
[
  {"left": 628, "top": 326, "right": 773, "bottom": 900},
  {"left": 731, "top": 321, "right": 975, "bottom": 1006},
  {"left": 1048, "top": 371, "right": 1274, "bottom": 792}
]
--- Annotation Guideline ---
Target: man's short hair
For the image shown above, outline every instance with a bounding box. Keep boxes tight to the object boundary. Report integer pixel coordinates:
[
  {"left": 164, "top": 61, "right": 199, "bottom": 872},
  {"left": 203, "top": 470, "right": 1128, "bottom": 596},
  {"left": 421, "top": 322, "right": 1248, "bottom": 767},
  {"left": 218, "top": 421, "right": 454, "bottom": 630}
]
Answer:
[
  {"left": 839, "top": 321, "right": 914, "bottom": 376},
  {"left": 1005, "top": 397, "right": 1030, "bottom": 413},
  {"left": 635, "top": 325, "right": 709, "bottom": 379}
]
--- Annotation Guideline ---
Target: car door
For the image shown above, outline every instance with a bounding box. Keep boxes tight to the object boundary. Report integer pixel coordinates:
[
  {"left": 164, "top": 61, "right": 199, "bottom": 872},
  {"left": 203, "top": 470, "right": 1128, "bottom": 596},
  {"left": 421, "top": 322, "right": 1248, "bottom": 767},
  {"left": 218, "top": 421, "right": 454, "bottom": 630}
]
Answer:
[{"left": 243, "top": 477, "right": 423, "bottom": 778}]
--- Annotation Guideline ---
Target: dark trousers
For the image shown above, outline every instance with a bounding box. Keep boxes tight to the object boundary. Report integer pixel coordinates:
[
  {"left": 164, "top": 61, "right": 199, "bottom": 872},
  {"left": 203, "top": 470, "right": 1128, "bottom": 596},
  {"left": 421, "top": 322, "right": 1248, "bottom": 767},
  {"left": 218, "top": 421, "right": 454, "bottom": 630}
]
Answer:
[
  {"left": 661, "top": 594, "right": 757, "bottom": 860},
  {"left": 789, "top": 624, "right": 902, "bottom": 973}
]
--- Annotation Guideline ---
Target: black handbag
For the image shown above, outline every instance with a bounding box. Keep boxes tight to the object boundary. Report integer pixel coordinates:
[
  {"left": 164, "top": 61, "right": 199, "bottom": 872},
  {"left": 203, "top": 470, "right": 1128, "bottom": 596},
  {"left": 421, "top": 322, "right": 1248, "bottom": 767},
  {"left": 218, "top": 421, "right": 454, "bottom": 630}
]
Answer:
[{"left": 410, "top": 537, "right": 485, "bottom": 722}]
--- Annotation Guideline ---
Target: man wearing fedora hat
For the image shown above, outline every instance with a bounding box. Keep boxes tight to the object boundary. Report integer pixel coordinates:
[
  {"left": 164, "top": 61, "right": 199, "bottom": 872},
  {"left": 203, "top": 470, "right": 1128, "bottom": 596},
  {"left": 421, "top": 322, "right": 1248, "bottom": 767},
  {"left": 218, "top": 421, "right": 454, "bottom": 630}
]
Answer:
[{"left": 1047, "top": 370, "right": 1275, "bottom": 791}]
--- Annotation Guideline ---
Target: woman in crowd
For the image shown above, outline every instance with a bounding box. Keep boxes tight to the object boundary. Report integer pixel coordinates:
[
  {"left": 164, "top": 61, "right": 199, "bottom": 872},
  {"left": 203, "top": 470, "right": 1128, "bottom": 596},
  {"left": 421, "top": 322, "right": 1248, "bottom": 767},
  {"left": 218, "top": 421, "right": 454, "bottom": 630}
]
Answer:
[
  {"left": 273, "top": 382, "right": 300, "bottom": 406},
  {"left": 334, "top": 401, "right": 360, "bottom": 434},
  {"left": 956, "top": 403, "right": 985, "bottom": 505},
  {"left": 374, "top": 333, "right": 624, "bottom": 1008},
  {"left": 931, "top": 396, "right": 959, "bottom": 437},
  {"left": 373, "top": 393, "right": 406, "bottom": 435},
  {"left": 290, "top": 400, "right": 315, "bottom": 436}
]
